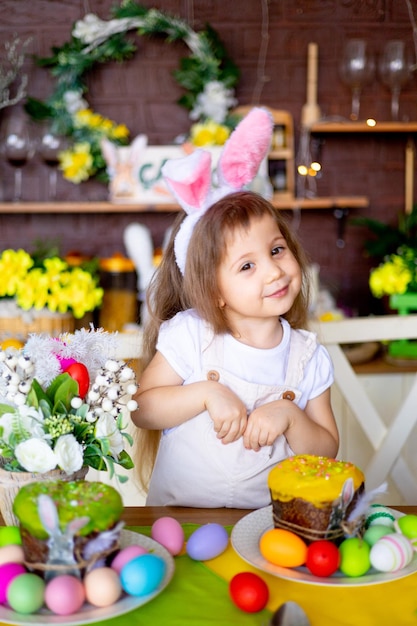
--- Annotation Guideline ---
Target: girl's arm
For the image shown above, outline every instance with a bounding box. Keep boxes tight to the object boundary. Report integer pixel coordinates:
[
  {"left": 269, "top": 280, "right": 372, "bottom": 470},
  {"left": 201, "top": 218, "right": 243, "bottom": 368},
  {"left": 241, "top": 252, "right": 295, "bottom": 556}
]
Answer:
[
  {"left": 131, "top": 351, "right": 248, "bottom": 442},
  {"left": 243, "top": 388, "right": 339, "bottom": 457}
]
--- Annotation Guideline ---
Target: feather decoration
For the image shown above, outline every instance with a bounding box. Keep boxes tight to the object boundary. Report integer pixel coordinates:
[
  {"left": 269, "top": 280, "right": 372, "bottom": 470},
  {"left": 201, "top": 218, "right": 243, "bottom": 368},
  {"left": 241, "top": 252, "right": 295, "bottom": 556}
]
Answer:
[
  {"left": 82, "top": 521, "right": 125, "bottom": 571},
  {"left": 347, "top": 481, "right": 388, "bottom": 523}
]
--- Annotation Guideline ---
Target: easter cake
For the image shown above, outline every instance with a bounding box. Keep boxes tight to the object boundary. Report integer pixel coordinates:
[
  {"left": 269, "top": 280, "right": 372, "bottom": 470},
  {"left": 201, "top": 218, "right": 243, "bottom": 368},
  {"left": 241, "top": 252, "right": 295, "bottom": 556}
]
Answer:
[
  {"left": 268, "top": 455, "right": 365, "bottom": 543},
  {"left": 12, "top": 480, "right": 124, "bottom": 574}
]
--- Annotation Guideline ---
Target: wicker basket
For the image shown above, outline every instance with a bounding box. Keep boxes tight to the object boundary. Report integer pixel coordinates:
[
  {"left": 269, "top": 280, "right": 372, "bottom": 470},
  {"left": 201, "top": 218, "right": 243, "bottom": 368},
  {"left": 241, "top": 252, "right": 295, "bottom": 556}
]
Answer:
[
  {"left": 0, "top": 465, "right": 88, "bottom": 526},
  {"left": 0, "top": 302, "right": 75, "bottom": 343}
]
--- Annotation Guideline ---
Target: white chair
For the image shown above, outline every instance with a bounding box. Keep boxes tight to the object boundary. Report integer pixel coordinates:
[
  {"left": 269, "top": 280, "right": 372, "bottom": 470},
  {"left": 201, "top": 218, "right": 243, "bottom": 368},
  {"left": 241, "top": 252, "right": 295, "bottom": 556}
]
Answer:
[{"left": 311, "top": 315, "right": 417, "bottom": 502}]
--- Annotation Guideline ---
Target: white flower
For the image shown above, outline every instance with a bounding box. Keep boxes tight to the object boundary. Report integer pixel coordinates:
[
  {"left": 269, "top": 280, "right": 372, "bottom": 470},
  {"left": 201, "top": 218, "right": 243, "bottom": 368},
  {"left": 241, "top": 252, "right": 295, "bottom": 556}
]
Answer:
[
  {"left": 63, "top": 90, "right": 88, "bottom": 115},
  {"left": 0, "top": 405, "right": 46, "bottom": 444},
  {"left": 54, "top": 434, "right": 84, "bottom": 473},
  {"left": 190, "top": 80, "right": 237, "bottom": 124},
  {"left": 95, "top": 413, "right": 124, "bottom": 458},
  {"left": 15, "top": 438, "right": 57, "bottom": 473}
]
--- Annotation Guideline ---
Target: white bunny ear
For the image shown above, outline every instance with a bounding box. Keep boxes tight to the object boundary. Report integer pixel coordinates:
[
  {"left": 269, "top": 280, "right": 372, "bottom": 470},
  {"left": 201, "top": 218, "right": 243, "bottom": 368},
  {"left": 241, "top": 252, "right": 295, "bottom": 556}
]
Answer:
[
  {"left": 38, "top": 494, "right": 59, "bottom": 534},
  {"left": 128, "top": 134, "right": 148, "bottom": 163},
  {"left": 162, "top": 149, "right": 212, "bottom": 214},
  {"left": 217, "top": 107, "right": 273, "bottom": 190}
]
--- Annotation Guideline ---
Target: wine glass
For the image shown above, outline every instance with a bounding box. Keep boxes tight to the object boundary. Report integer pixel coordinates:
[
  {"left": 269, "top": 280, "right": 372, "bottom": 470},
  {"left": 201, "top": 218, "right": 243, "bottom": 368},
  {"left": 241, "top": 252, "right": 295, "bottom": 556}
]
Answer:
[
  {"left": 1, "top": 114, "right": 35, "bottom": 202},
  {"left": 38, "top": 124, "right": 68, "bottom": 199},
  {"left": 378, "top": 40, "right": 412, "bottom": 121},
  {"left": 339, "top": 39, "right": 375, "bottom": 120}
]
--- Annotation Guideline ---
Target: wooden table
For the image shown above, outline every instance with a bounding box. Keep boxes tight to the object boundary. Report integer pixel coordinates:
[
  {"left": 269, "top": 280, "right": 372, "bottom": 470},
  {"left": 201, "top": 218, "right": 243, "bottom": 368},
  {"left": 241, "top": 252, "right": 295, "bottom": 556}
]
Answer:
[{"left": 120, "top": 504, "right": 417, "bottom": 527}]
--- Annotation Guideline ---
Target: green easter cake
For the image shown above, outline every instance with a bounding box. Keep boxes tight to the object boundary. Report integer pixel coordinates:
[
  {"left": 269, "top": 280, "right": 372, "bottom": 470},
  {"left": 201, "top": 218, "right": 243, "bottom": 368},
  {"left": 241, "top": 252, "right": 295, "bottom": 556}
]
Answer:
[{"left": 13, "top": 480, "right": 124, "bottom": 570}]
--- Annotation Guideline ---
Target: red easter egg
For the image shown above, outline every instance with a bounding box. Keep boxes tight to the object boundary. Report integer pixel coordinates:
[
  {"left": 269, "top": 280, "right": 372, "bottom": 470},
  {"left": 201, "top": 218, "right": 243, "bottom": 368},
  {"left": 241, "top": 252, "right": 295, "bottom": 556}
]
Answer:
[
  {"left": 306, "top": 540, "right": 340, "bottom": 577},
  {"left": 64, "top": 362, "right": 90, "bottom": 398},
  {"left": 229, "top": 572, "right": 269, "bottom": 613}
]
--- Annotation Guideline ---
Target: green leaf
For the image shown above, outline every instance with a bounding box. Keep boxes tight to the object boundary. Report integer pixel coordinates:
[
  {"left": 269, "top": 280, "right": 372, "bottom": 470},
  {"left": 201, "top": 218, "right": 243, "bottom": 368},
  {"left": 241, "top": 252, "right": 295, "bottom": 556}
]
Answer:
[
  {"left": 0, "top": 403, "right": 16, "bottom": 416},
  {"left": 26, "top": 379, "right": 52, "bottom": 411},
  {"left": 116, "top": 450, "right": 134, "bottom": 470}
]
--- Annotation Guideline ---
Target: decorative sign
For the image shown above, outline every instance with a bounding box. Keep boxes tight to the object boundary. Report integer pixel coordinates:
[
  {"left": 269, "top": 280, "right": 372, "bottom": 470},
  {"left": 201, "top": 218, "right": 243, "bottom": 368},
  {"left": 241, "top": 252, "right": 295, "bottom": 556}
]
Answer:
[{"left": 101, "top": 136, "right": 272, "bottom": 205}]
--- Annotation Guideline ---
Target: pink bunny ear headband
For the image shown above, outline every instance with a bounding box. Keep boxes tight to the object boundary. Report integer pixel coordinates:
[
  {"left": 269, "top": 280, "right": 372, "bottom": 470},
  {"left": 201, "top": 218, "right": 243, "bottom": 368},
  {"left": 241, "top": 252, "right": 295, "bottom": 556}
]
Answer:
[{"left": 162, "top": 107, "right": 274, "bottom": 275}]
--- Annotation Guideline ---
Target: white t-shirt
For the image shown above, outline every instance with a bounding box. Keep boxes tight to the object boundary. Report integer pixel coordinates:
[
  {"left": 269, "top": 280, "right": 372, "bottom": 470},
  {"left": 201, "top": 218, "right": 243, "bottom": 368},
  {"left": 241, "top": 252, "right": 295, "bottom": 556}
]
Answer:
[{"left": 157, "top": 310, "right": 333, "bottom": 410}]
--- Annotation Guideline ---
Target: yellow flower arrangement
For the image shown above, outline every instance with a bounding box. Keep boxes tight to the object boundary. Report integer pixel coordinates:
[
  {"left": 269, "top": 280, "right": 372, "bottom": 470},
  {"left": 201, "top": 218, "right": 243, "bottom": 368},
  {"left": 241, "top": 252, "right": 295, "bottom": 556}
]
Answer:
[
  {"left": 58, "top": 109, "right": 130, "bottom": 184},
  {"left": 369, "top": 246, "right": 417, "bottom": 298},
  {"left": 0, "top": 249, "right": 103, "bottom": 319}
]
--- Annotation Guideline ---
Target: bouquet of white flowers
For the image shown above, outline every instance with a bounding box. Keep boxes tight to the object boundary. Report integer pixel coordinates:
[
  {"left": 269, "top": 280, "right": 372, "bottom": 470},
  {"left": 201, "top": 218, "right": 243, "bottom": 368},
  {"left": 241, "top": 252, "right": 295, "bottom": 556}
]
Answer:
[{"left": 0, "top": 327, "right": 137, "bottom": 480}]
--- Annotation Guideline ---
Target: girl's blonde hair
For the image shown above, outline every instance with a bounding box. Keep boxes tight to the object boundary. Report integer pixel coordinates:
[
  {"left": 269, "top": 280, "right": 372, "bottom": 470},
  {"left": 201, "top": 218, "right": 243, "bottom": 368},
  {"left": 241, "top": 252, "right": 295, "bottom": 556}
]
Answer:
[{"left": 135, "top": 191, "right": 311, "bottom": 489}]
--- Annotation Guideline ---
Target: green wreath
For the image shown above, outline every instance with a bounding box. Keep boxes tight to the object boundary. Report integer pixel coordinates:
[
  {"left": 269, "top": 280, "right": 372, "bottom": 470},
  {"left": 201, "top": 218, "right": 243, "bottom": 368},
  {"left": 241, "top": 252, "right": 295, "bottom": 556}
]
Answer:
[{"left": 26, "top": 1, "right": 239, "bottom": 184}]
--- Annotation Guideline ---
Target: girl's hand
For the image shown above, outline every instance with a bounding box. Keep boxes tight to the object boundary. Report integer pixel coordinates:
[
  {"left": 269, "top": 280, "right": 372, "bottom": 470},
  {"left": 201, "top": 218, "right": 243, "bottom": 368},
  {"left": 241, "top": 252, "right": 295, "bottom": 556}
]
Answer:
[
  {"left": 243, "top": 401, "right": 291, "bottom": 451},
  {"left": 205, "top": 383, "right": 248, "bottom": 444}
]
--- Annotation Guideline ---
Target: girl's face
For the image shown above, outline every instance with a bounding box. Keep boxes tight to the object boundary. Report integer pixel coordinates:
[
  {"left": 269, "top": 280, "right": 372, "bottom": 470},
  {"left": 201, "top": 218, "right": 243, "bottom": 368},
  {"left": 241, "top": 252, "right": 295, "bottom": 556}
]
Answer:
[{"left": 217, "top": 213, "right": 302, "bottom": 329}]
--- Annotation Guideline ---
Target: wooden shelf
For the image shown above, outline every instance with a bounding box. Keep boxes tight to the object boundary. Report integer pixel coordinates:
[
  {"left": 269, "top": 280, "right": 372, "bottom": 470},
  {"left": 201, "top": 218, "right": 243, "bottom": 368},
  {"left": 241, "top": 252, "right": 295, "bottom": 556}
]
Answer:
[
  {"left": 0, "top": 196, "right": 369, "bottom": 214},
  {"left": 311, "top": 121, "right": 417, "bottom": 133}
]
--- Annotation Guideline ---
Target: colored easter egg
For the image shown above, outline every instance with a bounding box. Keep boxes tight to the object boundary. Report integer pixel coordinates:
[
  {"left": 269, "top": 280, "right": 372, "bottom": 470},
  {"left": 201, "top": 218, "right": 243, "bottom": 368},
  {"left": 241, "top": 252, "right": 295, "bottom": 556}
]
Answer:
[
  {"left": 151, "top": 517, "right": 185, "bottom": 556},
  {"left": 44, "top": 575, "right": 85, "bottom": 616},
  {"left": 306, "top": 540, "right": 340, "bottom": 577},
  {"left": 84, "top": 567, "right": 122, "bottom": 607},
  {"left": 259, "top": 528, "right": 307, "bottom": 568},
  {"left": 64, "top": 362, "right": 90, "bottom": 398},
  {"left": 0, "top": 526, "right": 21, "bottom": 547},
  {"left": 0, "top": 562, "right": 26, "bottom": 604},
  {"left": 0, "top": 544, "right": 25, "bottom": 566},
  {"left": 229, "top": 572, "right": 269, "bottom": 613},
  {"left": 395, "top": 514, "right": 417, "bottom": 541},
  {"left": 111, "top": 544, "right": 148, "bottom": 574},
  {"left": 370, "top": 533, "right": 414, "bottom": 573},
  {"left": 7, "top": 573, "right": 45, "bottom": 614},
  {"left": 120, "top": 554, "right": 166, "bottom": 596},
  {"left": 339, "top": 537, "right": 371, "bottom": 577},
  {"left": 186, "top": 524, "right": 229, "bottom": 561},
  {"left": 363, "top": 524, "right": 395, "bottom": 547},
  {"left": 365, "top": 504, "right": 395, "bottom": 529}
]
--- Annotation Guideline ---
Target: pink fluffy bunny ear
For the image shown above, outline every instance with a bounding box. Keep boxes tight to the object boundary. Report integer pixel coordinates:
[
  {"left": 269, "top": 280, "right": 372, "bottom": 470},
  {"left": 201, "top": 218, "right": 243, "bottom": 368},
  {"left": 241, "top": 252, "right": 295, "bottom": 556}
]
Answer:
[
  {"left": 217, "top": 107, "right": 273, "bottom": 190},
  {"left": 162, "top": 149, "right": 212, "bottom": 215},
  {"left": 163, "top": 107, "right": 273, "bottom": 275}
]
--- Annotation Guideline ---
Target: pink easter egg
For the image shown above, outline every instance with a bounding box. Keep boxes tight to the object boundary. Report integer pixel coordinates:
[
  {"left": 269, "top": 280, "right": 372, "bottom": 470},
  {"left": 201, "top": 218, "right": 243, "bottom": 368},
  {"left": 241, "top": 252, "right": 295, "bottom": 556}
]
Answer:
[
  {"left": 111, "top": 545, "right": 148, "bottom": 574},
  {"left": 56, "top": 356, "right": 77, "bottom": 371},
  {"left": 151, "top": 517, "right": 185, "bottom": 556},
  {"left": 44, "top": 575, "right": 85, "bottom": 615},
  {"left": 0, "top": 562, "right": 26, "bottom": 604}
]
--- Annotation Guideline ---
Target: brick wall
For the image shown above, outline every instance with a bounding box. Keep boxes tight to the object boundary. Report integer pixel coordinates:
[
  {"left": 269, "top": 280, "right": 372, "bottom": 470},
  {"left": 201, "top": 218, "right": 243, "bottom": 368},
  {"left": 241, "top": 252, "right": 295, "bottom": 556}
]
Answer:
[{"left": 0, "top": 0, "right": 416, "bottom": 315}]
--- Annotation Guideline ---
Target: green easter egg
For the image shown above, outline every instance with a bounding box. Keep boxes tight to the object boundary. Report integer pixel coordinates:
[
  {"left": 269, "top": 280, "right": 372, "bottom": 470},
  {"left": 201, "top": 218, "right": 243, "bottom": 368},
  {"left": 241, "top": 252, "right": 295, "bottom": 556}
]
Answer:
[
  {"left": 339, "top": 537, "right": 371, "bottom": 577},
  {"left": 396, "top": 514, "right": 417, "bottom": 540},
  {"left": 0, "top": 526, "right": 22, "bottom": 547},
  {"left": 7, "top": 573, "right": 45, "bottom": 614},
  {"left": 363, "top": 524, "right": 395, "bottom": 547}
]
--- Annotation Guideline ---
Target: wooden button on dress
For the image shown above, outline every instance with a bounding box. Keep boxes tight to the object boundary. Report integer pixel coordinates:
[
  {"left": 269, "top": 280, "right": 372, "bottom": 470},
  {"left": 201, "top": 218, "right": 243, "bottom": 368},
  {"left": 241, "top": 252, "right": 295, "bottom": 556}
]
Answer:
[
  {"left": 207, "top": 370, "right": 220, "bottom": 381},
  {"left": 282, "top": 390, "right": 296, "bottom": 401}
]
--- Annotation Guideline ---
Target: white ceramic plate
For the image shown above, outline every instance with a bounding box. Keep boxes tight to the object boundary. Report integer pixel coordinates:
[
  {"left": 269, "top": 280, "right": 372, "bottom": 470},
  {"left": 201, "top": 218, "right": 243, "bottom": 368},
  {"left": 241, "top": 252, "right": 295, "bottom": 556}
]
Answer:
[
  {"left": 0, "top": 529, "right": 175, "bottom": 625},
  {"left": 231, "top": 505, "right": 417, "bottom": 586}
]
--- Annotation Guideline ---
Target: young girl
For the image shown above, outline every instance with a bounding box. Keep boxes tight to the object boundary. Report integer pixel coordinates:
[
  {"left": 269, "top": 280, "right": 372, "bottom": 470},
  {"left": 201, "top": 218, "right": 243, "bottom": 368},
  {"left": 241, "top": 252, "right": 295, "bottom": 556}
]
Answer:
[{"left": 131, "top": 109, "right": 338, "bottom": 508}]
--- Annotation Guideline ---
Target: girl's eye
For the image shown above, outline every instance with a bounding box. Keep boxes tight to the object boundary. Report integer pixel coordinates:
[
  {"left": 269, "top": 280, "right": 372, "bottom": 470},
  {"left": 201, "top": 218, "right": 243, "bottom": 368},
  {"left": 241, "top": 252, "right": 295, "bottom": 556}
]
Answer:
[
  {"left": 272, "top": 245, "right": 285, "bottom": 256},
  {"left": 240, "top": 262, "right": 254, "bottom": 272}
]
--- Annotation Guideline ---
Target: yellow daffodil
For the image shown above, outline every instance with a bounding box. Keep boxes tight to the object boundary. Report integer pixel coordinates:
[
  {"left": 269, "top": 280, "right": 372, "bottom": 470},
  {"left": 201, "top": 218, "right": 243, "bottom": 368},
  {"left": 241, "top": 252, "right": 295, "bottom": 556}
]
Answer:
[
  {"left": 190, "top": 120, "right": 231, "bottom": 146},
  {"left": 369, "top": 253, "right": 415, "bottom": 298},
  {"left": 59, "top": 143, "right": 94, "bottom": 183},
  {"left": 0, "top": 250, "right": 103, "bottom": 318}
]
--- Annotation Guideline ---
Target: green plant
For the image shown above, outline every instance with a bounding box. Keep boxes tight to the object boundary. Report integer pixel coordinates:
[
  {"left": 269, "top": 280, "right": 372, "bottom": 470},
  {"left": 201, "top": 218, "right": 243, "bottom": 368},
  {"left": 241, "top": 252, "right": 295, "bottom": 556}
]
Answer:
[{"left": 352, "top": 205, "right": 417, "bottom": 259}]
